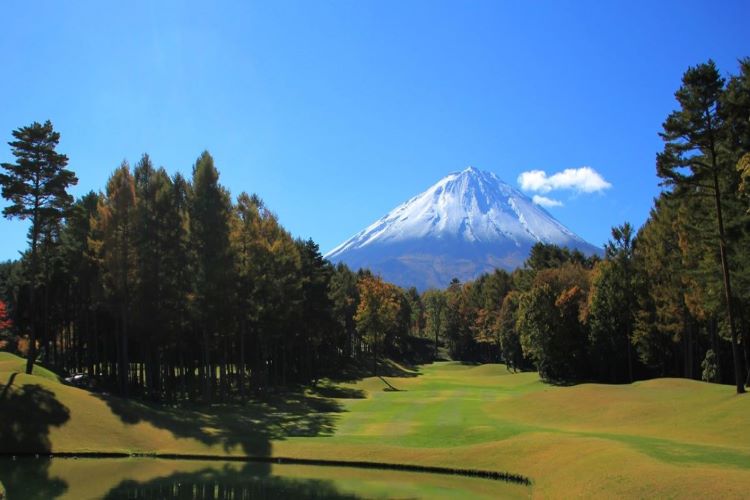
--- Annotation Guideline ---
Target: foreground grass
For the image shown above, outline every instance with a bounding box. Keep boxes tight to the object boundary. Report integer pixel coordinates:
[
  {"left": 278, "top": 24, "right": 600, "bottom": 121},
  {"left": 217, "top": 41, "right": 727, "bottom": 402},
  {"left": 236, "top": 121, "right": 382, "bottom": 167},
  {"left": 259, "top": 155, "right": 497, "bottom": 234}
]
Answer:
[{"left": 1, "top": 352, "right": 749, "bottom": 498}]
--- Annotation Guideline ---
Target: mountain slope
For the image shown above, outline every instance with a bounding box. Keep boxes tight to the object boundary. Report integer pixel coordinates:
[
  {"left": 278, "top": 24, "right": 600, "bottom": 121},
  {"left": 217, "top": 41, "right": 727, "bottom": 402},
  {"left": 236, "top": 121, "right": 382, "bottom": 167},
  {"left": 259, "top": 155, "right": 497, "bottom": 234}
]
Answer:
[{"left": 325, "top": 167, "right": 600, "bottom": 290}]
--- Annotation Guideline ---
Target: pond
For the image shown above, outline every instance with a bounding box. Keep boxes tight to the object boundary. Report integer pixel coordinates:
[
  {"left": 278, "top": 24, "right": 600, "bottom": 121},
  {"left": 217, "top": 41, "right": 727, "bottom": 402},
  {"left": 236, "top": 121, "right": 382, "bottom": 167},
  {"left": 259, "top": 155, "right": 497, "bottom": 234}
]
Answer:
[{"left": 0, "top": 457, "right": 530, "bottom": 499}]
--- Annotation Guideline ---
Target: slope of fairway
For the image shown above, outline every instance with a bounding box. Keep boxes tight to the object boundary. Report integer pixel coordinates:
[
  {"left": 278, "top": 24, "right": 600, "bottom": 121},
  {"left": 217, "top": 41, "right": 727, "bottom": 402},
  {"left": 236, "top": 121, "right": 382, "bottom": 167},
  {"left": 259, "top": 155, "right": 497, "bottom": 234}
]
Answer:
[
  {"left": 0, "top": 352, "right": 61, "bottom": 383},
  {"left": 2, "top": 352, "right": 749, "bottom": 498}
]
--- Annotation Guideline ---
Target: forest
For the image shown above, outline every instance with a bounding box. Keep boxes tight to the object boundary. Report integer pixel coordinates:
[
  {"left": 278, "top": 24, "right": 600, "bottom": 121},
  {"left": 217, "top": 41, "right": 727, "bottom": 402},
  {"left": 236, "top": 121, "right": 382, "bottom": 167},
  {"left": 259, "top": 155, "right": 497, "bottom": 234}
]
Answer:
[{"left": 1, "top": 59, "right": 749, "bottom": 401}]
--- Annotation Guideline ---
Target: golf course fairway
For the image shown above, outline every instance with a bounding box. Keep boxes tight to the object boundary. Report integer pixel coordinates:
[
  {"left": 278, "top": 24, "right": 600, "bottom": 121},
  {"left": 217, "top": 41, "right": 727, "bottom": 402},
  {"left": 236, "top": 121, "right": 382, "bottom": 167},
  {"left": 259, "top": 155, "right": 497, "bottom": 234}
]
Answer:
[{"left": 1, "top": 352, "right": 749, "bottom": 498}]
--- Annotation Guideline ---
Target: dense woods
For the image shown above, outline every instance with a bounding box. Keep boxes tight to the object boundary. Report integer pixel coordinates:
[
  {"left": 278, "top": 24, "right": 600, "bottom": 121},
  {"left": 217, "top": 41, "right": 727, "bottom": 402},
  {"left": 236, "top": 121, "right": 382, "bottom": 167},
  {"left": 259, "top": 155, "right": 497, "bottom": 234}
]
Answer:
[{"left": 0, "top": 58, "right": 749, "bottom": 400}]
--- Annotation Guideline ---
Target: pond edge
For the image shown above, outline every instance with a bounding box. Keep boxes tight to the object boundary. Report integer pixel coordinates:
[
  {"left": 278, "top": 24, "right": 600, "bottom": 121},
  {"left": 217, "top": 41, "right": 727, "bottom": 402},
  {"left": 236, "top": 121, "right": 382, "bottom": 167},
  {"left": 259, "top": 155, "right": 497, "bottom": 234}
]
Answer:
[{"left": 0, "top": 452, "right": 532, "bottom": 486}]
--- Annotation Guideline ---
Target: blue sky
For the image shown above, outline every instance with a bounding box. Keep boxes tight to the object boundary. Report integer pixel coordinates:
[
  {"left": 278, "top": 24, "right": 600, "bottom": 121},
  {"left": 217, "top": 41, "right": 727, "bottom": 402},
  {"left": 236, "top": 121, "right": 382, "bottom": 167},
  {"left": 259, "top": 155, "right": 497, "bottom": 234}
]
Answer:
[{"left": 1, "top": 1, "right": 749, "bottom": 261}]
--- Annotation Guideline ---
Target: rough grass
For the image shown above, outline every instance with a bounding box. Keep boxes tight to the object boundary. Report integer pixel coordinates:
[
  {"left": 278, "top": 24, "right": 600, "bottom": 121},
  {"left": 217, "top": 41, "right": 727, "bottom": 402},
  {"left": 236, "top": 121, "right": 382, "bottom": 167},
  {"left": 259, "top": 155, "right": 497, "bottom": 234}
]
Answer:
[{"left": 2, "top": 352, "right": 749, "bottom": 498}]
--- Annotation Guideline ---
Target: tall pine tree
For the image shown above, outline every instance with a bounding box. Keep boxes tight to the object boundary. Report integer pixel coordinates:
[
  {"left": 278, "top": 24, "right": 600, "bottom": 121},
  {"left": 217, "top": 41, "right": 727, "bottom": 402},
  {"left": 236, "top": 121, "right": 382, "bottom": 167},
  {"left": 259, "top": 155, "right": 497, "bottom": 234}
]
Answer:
[{"left": 0, "top": 121, "right": 77, "bottom": 374}]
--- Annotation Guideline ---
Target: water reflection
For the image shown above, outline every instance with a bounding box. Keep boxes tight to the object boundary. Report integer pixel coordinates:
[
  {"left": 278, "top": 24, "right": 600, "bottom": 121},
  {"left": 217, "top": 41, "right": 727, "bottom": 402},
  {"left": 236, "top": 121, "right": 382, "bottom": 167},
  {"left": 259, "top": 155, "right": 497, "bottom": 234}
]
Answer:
[
  {"left": 0, "top": 458, "right": 530, "bottom": 500},
  {"left": 0, "top": 457, "right": 67, "bottom": 500},
  {"left": 104, "top": 462, "right": 358, "bottom": 499}
]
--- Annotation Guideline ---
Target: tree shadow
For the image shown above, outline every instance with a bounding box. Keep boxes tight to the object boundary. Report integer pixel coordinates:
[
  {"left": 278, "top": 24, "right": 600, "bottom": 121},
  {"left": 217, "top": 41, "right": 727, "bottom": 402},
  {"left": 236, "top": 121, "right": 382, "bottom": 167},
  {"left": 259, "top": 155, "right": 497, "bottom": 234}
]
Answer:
[
  {"left": 103, "top": 462, "right": 360, "bottom": 499},
  {"left": 308, "top": 382, "right": 366, "bottom": 399},
  {"left": 0, "top": 372, "right": 17, "bottom": 400},
  {"left": 0, "top": 376, "right": 71, "bottom": 453},
  {"left": 94, "top": 356, "right": 426, "bottom": 460},
  {"left": 0, "top": 374, "right": 71, "bottom": 499},
  {"left": 378, "top": 376, "right": 404, "bottom": 392},
  {"left": 333, "top": 358, "right": 421, "bottom": 383},
  {"left": 95, "top": 388, "right": 344, "bottom": 458},
  {"left": 0, "top": 457, "right": 68, "bottom": 500}
]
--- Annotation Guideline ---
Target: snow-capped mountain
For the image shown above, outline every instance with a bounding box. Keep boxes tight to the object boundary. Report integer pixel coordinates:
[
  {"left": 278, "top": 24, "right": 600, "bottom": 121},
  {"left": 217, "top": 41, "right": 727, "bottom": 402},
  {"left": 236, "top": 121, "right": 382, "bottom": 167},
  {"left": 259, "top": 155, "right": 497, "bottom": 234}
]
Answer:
[{"left": 325, "top": 167, "right": 601, "bottom": 290}]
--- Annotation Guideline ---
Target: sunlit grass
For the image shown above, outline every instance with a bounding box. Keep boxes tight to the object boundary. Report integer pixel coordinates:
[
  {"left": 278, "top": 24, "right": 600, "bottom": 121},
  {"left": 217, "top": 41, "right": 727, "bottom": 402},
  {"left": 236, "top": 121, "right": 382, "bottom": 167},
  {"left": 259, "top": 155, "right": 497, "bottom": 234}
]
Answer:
[{"left": 0, "top": 351, "right": 61, "bottom": 383}]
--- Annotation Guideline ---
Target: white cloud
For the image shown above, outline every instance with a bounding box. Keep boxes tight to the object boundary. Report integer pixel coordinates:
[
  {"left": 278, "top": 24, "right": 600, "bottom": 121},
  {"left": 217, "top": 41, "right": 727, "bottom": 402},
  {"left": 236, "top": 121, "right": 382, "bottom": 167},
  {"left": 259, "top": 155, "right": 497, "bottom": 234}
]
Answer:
[
  {"left": 532, "top": 195, "right": 563, "bottom": 207},
  {"left": 518, "top": 166, "right": 612, "bottom": 194}
]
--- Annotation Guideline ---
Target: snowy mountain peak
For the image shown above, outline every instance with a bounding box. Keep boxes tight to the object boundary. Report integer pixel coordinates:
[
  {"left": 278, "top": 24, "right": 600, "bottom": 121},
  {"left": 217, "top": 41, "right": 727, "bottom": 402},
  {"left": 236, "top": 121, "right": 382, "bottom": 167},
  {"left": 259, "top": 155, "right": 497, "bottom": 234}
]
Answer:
[{"left": 326, "top": 167, "right": 599, "bottom": 290}]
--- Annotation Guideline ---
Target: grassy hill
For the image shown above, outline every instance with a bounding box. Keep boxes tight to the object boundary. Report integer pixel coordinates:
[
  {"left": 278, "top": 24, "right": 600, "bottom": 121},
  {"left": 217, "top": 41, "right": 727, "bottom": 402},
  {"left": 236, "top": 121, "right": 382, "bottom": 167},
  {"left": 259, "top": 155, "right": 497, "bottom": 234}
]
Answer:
[
  {"left": 1, "top": 352, "right": 749, "bottom": 498},
  {"left": 0, "top": 351, "right": 61, "bottom": 383}
]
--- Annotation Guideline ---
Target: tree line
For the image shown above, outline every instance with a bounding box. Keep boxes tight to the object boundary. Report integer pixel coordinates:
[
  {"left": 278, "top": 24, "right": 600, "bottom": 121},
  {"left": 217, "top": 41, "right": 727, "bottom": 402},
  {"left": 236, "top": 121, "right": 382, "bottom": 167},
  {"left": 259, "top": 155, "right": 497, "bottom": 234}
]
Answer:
[
  {"left": 408, "top": 59, "right": 750, "bottom": 393},
  {"left": 0, "top": 131, "right": 426, "bottom": 401},
  {"left": 0, "top": 58, "right": 748, "bottom": 399}
]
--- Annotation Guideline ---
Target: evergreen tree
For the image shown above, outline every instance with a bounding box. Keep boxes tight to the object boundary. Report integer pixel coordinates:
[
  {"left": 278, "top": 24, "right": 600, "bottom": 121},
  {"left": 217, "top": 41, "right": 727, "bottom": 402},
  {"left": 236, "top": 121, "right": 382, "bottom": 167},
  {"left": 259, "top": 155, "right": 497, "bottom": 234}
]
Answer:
[
  {"left": 328, "top": 263, "right": 359, "bottom": 360},
  {"left": 587, "top": 223, "right": 636, "bottom": 382},
  {"left": 656, "top": 60, "right": 746, "bottom": 393},
  {"left": 189, "top": 151, "right": 234, "bottom": 401},
  {"left": 632, "top": 197, "right": 691, "bottom": 376},
  {"left": 0, "top": 121, "right": 77, "bottom": 374}
]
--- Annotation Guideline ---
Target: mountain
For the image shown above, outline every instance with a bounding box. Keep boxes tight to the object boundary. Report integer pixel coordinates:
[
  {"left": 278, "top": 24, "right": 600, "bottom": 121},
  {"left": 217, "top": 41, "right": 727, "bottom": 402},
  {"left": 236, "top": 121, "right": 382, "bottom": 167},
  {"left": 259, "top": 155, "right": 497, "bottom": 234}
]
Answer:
[{"left": 325, "top": 166, "right": 601, "bottom": 290}]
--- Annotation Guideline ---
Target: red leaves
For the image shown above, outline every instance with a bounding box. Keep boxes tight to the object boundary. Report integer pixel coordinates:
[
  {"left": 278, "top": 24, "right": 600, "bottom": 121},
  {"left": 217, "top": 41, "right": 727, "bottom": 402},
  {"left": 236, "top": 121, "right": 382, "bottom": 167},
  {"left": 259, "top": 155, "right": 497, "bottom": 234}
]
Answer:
[{"left": 0, "top": 300, "right": 12, "bottom": 330}]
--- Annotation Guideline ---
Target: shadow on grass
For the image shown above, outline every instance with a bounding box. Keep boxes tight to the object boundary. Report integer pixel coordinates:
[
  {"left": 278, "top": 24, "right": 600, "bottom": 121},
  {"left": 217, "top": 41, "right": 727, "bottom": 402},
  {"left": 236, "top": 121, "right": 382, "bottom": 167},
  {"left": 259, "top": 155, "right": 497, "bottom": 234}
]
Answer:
[
  {"left": 333, "top": 358, "right": 421, "bottom": 383},
  {"left": 378, "top": 376, "right": 404, "bottom": 392},
  {"left": 95, "top": 388, "right": 343, "bottom": 457},
  {"left": 93, "top": 356, "right": 424, "bottom": 459},
  {"left": 0, "top": 374, "right": 71, "bottom": 499},
  {"left": 308, "top": 383, "right": 366, "bottom": 399},
  {"left": 103, "top": 462, "right": 359, "bottom": 500},
  {"left": 0, "top": 374, "right": 71, "bottom": 453}
]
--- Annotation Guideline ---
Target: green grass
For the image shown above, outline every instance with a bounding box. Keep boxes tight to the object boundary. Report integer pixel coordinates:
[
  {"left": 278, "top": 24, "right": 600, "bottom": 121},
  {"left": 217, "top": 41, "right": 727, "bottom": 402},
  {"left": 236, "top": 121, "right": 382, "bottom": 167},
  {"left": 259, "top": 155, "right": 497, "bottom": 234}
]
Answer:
[{"left": 2, "top": 352, "right": 749, "bottom": 498}]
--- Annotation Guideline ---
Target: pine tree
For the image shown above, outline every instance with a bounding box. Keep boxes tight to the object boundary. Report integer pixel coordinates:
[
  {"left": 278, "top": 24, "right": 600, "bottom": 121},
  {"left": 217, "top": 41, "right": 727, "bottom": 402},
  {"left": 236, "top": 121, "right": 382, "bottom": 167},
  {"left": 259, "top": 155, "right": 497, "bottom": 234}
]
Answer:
[
  {"left": 587, "top": 223, "right": 636, "bottom": 382},
  {"left": 0, "top": 121, "right": 77, "bottom": 374},
  {"left": 189, "top": 151, "right": 234, "bottom": 401},
  {"left": 328, "top": 263, "right": 359, "bottom": 360},
  {"left": 656, "top": 61, "right": 746, "bottom": 393}
]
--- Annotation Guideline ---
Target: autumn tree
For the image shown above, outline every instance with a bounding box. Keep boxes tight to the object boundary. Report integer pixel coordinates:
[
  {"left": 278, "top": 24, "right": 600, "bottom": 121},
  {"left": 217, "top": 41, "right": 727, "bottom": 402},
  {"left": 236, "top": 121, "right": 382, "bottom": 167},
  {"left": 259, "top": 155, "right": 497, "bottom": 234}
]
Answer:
[
  {"left": 422, "top": 289, "right": 446, "bottom": 359},
  {"left": 89, "top": 162, "right": 138, "bottom": 395},
  {"left": 517, "top": 264, "right": 591, "bottom": 381},
  {"left": 0, "top": 300, "right": 12, "bottom": 331},
  {"left": 355, "top": 275, "right": 401, "bottom": 375}
]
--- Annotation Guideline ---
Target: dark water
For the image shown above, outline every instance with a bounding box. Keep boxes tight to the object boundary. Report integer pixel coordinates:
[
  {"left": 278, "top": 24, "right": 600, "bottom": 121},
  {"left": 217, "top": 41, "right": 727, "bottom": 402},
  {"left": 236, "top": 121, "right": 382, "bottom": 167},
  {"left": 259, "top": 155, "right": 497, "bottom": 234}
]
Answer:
[{"left": 0, "top": 457, "right": 530, "bottom": 499}]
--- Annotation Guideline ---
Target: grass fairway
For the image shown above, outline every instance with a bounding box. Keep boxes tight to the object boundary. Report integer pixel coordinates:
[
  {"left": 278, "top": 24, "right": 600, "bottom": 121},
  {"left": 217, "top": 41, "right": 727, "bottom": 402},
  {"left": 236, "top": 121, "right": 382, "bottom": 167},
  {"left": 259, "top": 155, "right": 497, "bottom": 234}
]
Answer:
[{"left": 2, "top": 353, "right": 749, "bottom": 498}]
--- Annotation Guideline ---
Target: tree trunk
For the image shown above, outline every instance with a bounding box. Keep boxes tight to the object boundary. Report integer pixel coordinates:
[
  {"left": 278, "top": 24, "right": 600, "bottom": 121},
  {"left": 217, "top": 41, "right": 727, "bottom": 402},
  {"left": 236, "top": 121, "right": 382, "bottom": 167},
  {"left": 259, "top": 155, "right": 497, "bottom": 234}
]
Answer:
[
  {"left": 25, "top": 219, "right": 40, "bottom": 375},
  {"left": 239, "top": 320, "right": 246, "bottom": 401},
  {"left": 202, "top": 329, "right": 211, "bottom": 402},
  {"left": 120, "top": 304, "right": 129, "bottom": 397},
  {"left": 712, "top": 171, "right": 746, "bottom": 393}
]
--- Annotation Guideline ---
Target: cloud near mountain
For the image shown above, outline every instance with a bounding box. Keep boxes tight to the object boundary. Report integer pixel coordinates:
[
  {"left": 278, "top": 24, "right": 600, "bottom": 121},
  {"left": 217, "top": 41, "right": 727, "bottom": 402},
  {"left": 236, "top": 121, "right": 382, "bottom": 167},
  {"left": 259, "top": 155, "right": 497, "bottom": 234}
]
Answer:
[
  {"left": 518, "top": 166, "right": 612, "bottom": 194},
  {"left": 532, "top": 195, "right": 564, "bottom": 207}
]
